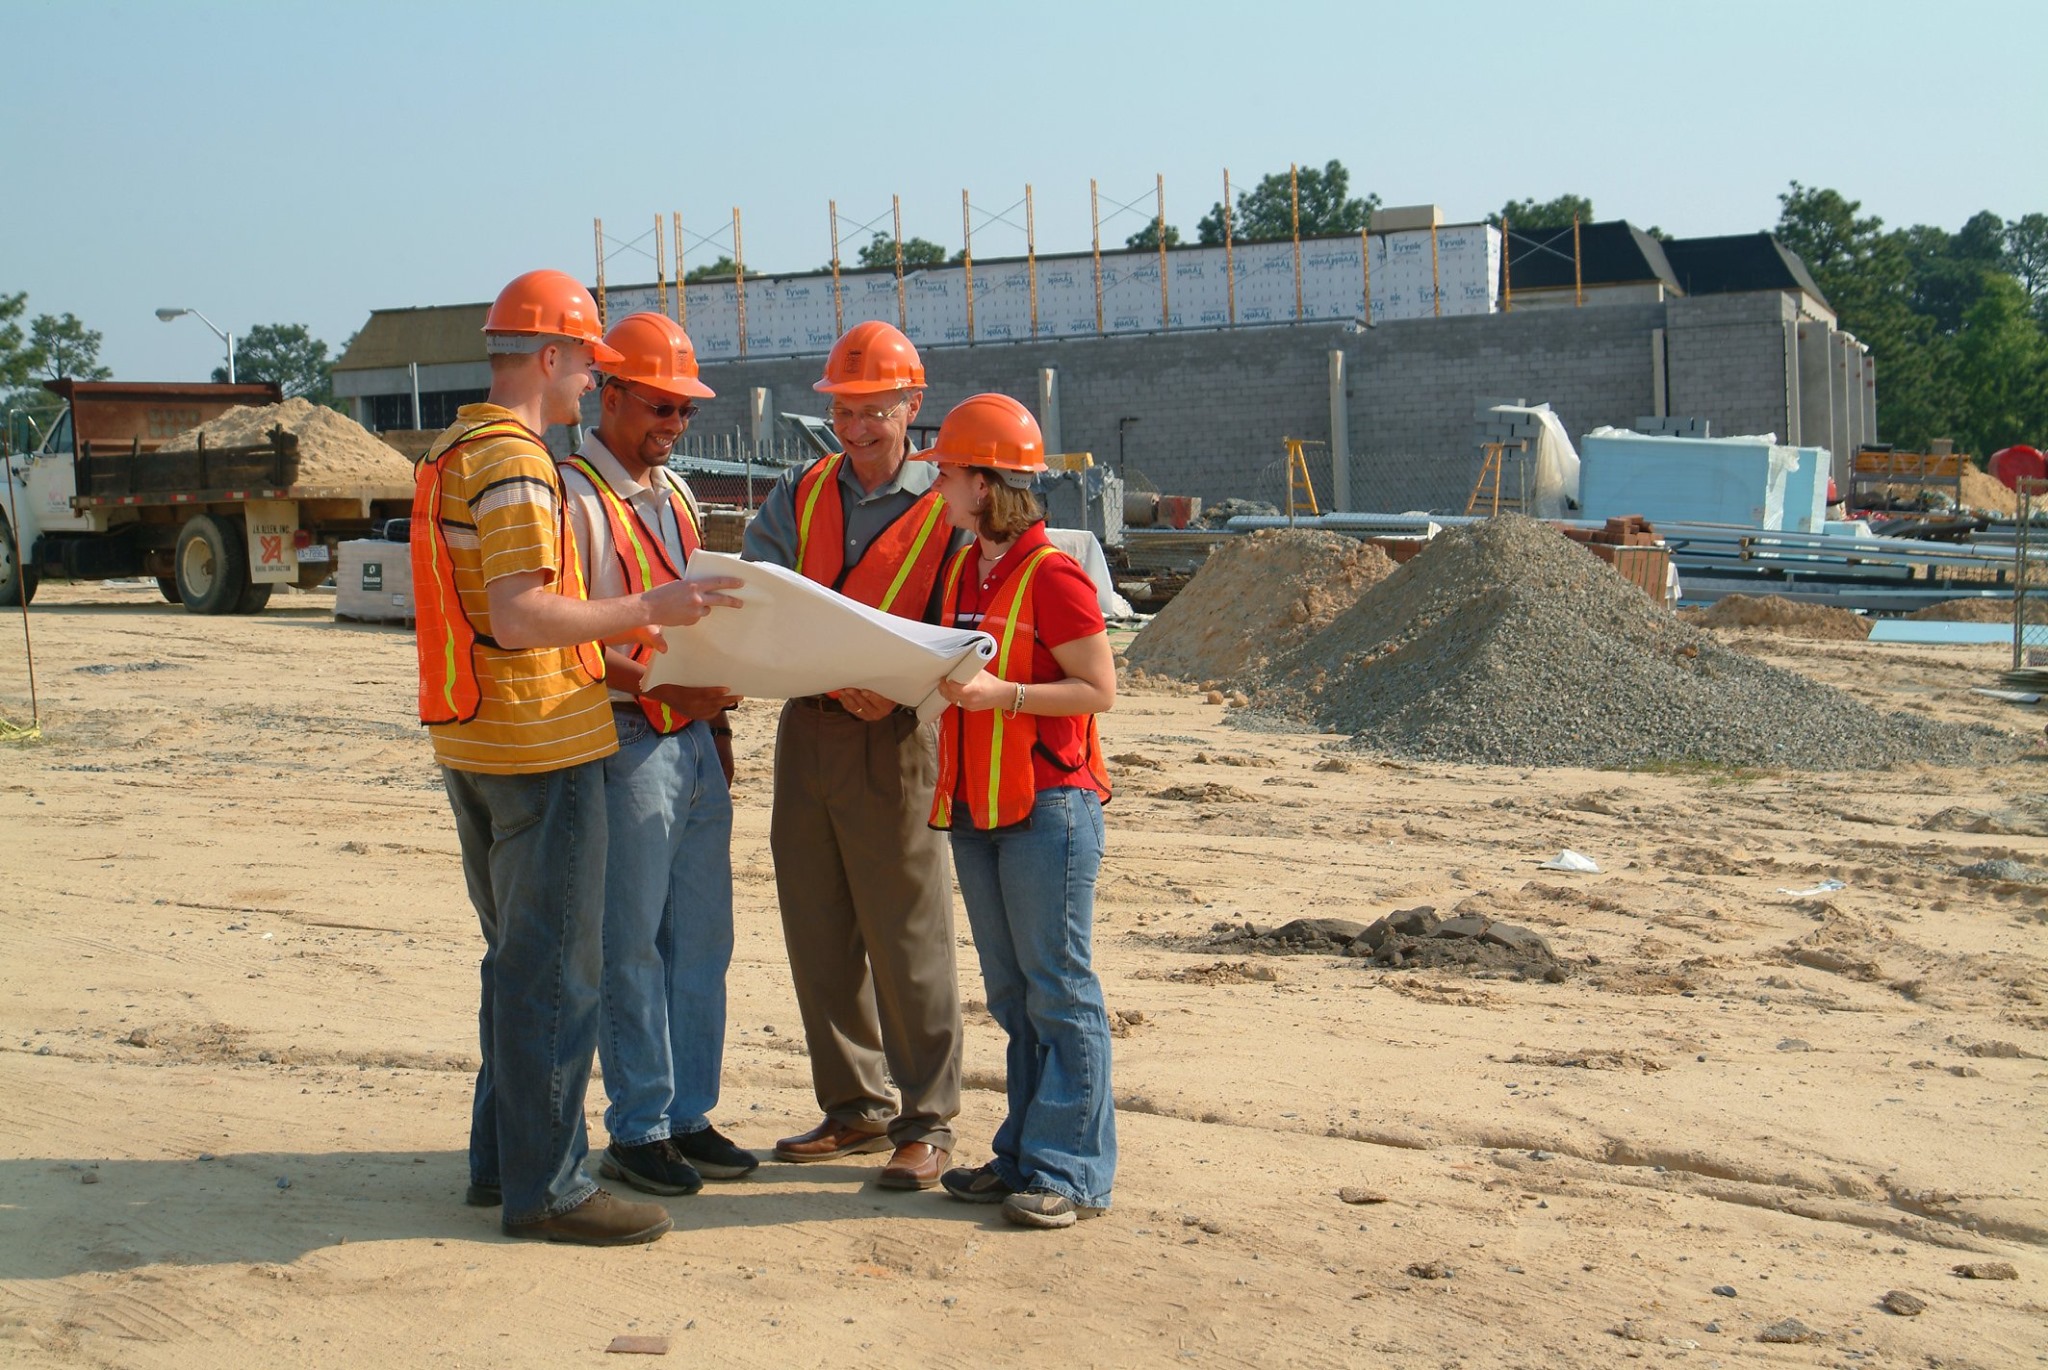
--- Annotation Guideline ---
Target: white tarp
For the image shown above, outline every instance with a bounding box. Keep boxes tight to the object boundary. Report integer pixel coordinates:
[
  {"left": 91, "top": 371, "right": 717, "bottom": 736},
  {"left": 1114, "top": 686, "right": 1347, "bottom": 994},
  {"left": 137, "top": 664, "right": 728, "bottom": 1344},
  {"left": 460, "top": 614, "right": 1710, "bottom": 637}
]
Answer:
[
  {"left": 1043, "top": 528, "right": 1135, "bottom": 620},
  {"left": 641, "top": 551, "right": 994, "bottom": 721},
  {"left": 606, "top": 226, "right": 1502, "bottom": 361},
  {"left": 1488, "top": 404, "right": 1581, "bottom": 517}
]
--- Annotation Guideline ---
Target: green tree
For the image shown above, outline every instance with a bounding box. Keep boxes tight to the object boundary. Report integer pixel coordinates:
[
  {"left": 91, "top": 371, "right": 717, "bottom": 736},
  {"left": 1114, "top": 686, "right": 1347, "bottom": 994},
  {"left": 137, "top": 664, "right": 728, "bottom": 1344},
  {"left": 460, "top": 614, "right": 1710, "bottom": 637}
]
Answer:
[
  {"left": 855, "top": 232, "right": 947, "bottom": 269},
  {"left": 1488, "top": 194, "right": 1595, "bottom": 229},
  {"left": 1952, "top": 273, "right": 2048, "bottom": 454},
  {"left": 1775, "top": 182, "right": 1952, "bottom": 447},
  {"left": 2006, "top": 212, "right": 2048, "bottom": 315},
  {"left": 0, "top": 292, "right": 31, "bottom": 392},
  {"left": 1196, "top": 160, "right": 1376, "bottom": 244},
  {"left": 1125, "top": 221, "right": 1182, "bottom": 250},
  {"left": 212, "top": 322, "right": 332, "bottom": 402},
  {"left": 26, "top": 312, "right": 110, "bottom": 382},
  {"left": 684, "top": 255, "right": 740, "bottom": 283}
]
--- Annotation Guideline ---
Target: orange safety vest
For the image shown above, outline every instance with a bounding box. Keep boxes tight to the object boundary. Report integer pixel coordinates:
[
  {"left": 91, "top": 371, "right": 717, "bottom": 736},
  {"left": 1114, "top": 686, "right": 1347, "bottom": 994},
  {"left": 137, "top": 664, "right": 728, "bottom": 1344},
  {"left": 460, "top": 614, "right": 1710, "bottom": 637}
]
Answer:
[
  {"left": 930, "top": 543, "right": 1113, "bottom": 831},
  {"left": 793, "top": 453, "right": 951, "bottom": 619},
  {"left": 563, "top": 455, "right": 703, "bottom": 735},
  {"left": 413, "top": 420, "right": 604, "bottom": 726}
]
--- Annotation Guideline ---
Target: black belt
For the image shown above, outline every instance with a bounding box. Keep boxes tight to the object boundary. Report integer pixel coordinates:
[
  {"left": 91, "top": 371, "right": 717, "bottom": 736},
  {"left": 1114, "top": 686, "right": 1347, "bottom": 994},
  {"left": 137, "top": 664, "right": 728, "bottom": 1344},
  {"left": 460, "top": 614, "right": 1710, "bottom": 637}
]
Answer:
[{"left": 795, "top": 694, "right": 914, "bottom": 719}]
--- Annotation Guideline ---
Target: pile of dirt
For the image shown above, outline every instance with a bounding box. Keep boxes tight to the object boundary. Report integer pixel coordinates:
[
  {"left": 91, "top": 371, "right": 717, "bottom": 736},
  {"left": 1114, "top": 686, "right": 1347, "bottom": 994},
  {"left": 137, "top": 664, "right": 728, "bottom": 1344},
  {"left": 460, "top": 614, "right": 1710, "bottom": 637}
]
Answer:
[
  {"left": 1245, "top": 514, "right": 2014, "bottom": 769},
  {"left": 161, "top": 398, "right": 416, "bottom": 487},
  {"left": 1125, "top": 529, "right": 1394, "bottom": 685},
  {"left": 1201, "top": 908, "right": 1566, "bottom": 982},
  {"left": 1959, "top": 462, "right": 2019, "bottom": 516},
  {"left": 1691, "top": 594, "right": 1872, "bottom": 640},
  {"left": 1905, "top": 597, "right": 2018, "bottom": 623}
]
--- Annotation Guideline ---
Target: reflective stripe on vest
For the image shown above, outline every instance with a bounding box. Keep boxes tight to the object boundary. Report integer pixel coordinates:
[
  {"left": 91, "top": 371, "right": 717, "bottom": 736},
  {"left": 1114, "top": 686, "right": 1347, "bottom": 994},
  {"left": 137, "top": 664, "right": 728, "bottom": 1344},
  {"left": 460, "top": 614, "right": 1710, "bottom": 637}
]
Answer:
[
  {"left": 792, "top": 455, "right": 951, "bottom": 619},
  {"left": 413, "top": 420, "right": 604, "bottom": 726},
  {"left": 929, "top": 543, "right": 1111, "bottom": 831},
  {"left": 563, "top": 455, "right": 702, "bottom": 735}
]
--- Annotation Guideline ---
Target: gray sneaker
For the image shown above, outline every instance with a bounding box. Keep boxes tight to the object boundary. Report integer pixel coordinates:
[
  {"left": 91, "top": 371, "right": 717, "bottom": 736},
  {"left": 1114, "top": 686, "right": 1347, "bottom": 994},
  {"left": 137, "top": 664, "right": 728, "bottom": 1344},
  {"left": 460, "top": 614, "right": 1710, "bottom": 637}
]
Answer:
[
  {"left": 600, "top": 1138, "right": 704, "bottom": 1196},
  {"left": 940, "top": 1162, "right": 1014, "bottom": 1205},
  {"left": 1001, "top": 1188, "right": 1105, "bottom": 1229},
  {"left": 670, "top": 1124, "right": 760, "bottom": 1180}
]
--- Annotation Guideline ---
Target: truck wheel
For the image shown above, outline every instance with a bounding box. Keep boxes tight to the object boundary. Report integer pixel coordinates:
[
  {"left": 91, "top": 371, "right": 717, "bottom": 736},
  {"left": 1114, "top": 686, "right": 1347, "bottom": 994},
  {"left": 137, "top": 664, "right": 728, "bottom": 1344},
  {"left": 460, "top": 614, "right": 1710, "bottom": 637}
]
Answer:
[
  {"left": 157, "top": 576, "right": 182, "bottom": 604},
  {"left": 234, "top": 580, "right": 274, "bottom": 614},
  {"left": 174, "top": 513, "right": 250, "bottom": 615},
  {"left": 0, "top": 513, "right": 38, "bottom": 607}
]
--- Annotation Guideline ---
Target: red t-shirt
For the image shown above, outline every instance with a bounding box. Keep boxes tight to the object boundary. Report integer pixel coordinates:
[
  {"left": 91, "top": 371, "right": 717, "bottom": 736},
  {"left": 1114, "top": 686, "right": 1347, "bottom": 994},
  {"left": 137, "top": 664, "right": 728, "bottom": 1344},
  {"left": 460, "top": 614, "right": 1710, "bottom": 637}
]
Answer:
[{"left": 948, "top": 522, "right": 1109, "bottom": 800}]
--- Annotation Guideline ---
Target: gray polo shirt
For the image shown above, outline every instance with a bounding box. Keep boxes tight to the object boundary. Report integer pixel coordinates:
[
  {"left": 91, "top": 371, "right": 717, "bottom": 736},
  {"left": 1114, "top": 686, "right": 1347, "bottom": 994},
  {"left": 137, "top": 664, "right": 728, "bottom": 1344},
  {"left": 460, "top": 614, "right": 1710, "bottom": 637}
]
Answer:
[{"left": 742, "top": 446, "right": 968, "bottom": 619}]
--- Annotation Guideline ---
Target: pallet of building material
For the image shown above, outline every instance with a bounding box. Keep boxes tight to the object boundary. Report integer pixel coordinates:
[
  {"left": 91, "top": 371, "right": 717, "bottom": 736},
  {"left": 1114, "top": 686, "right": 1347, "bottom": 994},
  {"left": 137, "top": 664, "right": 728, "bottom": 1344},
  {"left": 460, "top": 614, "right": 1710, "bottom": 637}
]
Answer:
[
  {"left": 333, "top": 539, "right": 414, "bottom": 626},
  {"left": 699, "top": 507, "right": 750, "bottom": 555}
]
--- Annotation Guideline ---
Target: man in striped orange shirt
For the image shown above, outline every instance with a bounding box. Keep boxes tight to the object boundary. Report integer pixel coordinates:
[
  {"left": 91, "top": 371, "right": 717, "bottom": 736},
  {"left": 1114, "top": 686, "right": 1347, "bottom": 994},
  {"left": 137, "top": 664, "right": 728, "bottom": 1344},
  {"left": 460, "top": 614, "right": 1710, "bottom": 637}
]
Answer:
[{"left": 415, "top": 271, "right": 741, "bottom": 1246}]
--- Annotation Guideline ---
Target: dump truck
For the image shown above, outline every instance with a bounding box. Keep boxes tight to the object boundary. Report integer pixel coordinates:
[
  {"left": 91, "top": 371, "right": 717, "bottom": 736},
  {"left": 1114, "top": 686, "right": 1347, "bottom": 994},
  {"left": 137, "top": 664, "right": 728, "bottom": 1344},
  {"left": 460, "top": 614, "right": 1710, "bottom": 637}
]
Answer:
[{"left": 1, "top": 379, "right": 414, "bottom": 613}]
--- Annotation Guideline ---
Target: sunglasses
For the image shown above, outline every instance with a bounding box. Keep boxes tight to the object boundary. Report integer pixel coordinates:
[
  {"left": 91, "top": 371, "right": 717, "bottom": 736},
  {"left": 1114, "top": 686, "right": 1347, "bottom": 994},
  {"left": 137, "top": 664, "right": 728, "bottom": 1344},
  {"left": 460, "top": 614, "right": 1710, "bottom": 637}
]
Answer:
[{"left": 619, "top": 386, "right": 697, "bottom": 421}]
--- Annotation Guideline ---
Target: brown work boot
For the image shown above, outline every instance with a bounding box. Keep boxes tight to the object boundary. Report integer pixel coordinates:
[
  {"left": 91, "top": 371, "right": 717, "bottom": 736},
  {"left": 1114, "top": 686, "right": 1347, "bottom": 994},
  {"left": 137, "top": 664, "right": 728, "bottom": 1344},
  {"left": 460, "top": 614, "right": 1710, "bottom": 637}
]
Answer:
[
  {"left": 877, "top": 1141, "right": 950, "bottom": 1190},
  {"left": 773, "top": 1118, "right": 893, "bottom": 1163},
  {"left": 502, "top": 1188, "right": 672, "bottom": 1246}
]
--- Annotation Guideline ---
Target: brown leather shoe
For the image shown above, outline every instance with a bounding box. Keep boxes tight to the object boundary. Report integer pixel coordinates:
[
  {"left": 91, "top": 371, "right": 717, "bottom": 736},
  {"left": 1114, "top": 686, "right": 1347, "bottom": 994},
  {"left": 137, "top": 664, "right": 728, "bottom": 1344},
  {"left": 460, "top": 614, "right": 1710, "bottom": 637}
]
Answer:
[
  {"left": 773, "top": 1118, "right": 893, "bottom": 1163},
  {"left": 876, "top": 1141, "right": 950, "bottom": 1190},
  {"left": 502, "top": 1188, "right": 672, "bottom": 1246}
]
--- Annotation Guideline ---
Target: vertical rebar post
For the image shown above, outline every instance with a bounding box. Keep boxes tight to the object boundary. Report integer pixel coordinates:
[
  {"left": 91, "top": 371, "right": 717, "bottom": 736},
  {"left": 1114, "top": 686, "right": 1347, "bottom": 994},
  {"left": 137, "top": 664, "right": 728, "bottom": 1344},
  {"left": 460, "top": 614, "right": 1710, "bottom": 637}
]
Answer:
[
  {"left": 829, "top": 200, "right": 843, "bottom": 335},
  {"left": 1090, "top": 179, "right": 1103, "bottom": 335},
  {"left": 893, "top": 194, "right": 906, "bottom": 331}
]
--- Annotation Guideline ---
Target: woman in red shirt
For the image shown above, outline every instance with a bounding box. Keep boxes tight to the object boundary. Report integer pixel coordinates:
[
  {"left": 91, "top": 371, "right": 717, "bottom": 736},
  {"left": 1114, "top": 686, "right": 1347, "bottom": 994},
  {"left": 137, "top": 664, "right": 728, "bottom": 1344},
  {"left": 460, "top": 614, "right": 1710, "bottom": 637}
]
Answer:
[{"left": 926, "top": 394, "right": 1117, "bottom": 1229}]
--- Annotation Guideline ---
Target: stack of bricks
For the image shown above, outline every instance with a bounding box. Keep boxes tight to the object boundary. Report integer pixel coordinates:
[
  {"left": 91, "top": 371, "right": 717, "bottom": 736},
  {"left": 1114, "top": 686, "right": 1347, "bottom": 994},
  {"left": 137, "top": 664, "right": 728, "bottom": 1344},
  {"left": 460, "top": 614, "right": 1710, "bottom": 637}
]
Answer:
[
  {"left": 1473, "top": 398, "right": 1536, "bottom": 458},
  {"left": 1556, "top": 515, "right": 1671, "bottom": 604},
  {"left": 1632, "top": 415, "right": 1712, "bottom": 439}
]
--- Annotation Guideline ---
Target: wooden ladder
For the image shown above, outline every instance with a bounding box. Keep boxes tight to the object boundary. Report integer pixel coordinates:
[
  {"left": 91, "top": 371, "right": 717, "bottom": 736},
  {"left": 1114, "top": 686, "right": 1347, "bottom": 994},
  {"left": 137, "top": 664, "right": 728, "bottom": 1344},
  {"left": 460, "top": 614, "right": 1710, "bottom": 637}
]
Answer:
[
  {"left": 1466, "top": 439, "right": 1528, "bottom": 516},
  {"left": 1283, "top": 437, "right": 1323, "bottom": 522}
]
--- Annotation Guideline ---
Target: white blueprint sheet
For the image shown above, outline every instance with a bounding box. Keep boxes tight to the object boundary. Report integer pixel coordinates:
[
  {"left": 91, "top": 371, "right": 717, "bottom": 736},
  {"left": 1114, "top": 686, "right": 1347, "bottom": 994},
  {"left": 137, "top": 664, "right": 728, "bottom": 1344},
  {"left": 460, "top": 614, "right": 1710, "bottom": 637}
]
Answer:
[{"left": 640, "top": 551, "right": 996, "bottom": 722}]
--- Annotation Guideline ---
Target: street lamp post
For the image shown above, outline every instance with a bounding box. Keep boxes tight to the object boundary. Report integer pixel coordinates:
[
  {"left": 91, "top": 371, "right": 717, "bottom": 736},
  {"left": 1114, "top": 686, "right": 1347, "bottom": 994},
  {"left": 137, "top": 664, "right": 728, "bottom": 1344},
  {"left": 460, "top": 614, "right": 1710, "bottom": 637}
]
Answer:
[{"left": 155, "top": 307, "right": 235, "bottom": 383}]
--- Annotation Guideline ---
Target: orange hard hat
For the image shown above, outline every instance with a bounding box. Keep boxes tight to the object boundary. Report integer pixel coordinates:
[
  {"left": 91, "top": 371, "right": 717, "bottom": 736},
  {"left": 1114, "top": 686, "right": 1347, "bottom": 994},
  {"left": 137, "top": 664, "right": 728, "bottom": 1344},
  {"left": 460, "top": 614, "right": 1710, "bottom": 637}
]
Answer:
[
  {"left": 483, "top": 269, "right": 623, "bottom": 366},
  {"left": 924, "top": 393, "right": 1044, "bottom": 488},
  {"left": 813, "top": 320, "right": 926, "bottom": 395},
  {"left": 601, "top": 312, "right": 715, "bottom": 400}
]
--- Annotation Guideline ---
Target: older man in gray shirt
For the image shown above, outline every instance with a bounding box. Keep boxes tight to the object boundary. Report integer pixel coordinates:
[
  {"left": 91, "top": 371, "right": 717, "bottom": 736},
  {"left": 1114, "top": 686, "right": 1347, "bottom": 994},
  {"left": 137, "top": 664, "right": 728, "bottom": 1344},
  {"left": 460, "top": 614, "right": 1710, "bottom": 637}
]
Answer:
[{"left": 741, "top": 321, "right": 971, "bottom": 1193}]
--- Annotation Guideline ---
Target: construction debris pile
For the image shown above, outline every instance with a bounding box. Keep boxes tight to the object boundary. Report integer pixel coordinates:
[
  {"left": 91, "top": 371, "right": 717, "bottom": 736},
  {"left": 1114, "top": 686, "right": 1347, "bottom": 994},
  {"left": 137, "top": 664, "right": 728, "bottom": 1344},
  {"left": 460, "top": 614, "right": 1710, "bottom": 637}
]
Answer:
[
  {"left": 1241, "top": 515, "right": 2012, "bottom": 769},
  {"left": 161, "top": 398, "right": 417, "bottom": 487},
  {"left": 1687, "top": 593, "right": 1872, "bottom": 640},
  {"left": 1123, "top": 529, "right": 1393, "bottom": 686}
]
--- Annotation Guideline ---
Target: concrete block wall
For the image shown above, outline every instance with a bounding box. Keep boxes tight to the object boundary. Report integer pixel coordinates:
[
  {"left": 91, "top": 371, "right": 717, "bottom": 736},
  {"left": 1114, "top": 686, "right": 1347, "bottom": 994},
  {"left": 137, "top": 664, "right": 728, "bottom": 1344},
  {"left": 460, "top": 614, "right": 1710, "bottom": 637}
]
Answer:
[
  {"left": 1340, "top": 304, "right": 1665, "bottom": 510},
  {"left": 1665, "top": 293, "right": 1796, "bottom": 442}
]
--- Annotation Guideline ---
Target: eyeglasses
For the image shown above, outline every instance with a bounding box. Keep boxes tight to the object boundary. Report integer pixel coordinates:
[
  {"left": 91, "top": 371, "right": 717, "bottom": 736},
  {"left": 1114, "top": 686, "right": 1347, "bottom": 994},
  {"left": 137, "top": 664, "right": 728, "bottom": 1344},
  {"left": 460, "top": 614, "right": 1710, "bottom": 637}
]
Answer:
[
  {"left": 618, "top": 386, "right": 696, "bottom": 421},
  {"left": 828, "top": 397, "right": 911, "bottom": 426}
]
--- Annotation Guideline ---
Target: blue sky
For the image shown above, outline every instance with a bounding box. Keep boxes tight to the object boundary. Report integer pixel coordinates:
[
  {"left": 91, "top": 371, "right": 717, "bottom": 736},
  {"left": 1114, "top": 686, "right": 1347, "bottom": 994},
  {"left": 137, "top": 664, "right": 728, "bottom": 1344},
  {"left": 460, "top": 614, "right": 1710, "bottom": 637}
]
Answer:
[{"left": 5, "top": 0, "right": 2043, "bottom": 381}]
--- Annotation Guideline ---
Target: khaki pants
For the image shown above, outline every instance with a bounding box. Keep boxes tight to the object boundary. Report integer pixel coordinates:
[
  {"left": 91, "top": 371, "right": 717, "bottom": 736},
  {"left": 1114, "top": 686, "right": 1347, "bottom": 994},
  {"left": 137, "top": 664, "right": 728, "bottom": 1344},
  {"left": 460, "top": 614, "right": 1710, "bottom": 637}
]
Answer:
[{"left": 770, "top": 698, "right": 961, "bottom": 1147}]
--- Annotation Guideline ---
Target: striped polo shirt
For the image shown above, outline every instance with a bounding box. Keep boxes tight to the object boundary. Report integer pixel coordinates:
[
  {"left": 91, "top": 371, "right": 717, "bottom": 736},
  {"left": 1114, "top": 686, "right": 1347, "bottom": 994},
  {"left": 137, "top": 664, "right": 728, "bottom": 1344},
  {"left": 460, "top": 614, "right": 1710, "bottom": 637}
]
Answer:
[{"left": 424, "top": 403, "right": 617, "bottom": 775}]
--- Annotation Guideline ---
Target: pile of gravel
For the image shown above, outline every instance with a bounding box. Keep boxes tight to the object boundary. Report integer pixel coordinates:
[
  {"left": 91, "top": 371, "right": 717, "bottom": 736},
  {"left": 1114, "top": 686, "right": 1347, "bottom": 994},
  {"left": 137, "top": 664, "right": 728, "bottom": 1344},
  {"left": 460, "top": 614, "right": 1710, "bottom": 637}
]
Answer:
[{"left": 1245, "top": 515, "right": 2016, "bottom": 769}]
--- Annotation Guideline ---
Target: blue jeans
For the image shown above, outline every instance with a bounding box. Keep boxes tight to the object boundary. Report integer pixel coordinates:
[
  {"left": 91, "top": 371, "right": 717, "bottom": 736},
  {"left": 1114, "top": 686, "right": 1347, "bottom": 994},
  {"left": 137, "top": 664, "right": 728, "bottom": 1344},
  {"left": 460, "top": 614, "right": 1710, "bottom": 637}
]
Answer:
[
  {"left": 442, "top": 761, "right": 607, "bottom": 1224},
  {"left": 949, "top": 785, "right": 1116, "bottom": 1209},
  {"left": 597, "top": 709, "right": 735, "bottom": 1145}
]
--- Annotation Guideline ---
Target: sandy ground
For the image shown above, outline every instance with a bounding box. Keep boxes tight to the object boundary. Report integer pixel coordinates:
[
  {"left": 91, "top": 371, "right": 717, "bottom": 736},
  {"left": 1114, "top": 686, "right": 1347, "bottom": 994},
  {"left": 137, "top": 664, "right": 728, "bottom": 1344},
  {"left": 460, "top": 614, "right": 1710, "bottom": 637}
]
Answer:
[{"left": 1, "top": 584, "right": 2043, "bottom": 1369}]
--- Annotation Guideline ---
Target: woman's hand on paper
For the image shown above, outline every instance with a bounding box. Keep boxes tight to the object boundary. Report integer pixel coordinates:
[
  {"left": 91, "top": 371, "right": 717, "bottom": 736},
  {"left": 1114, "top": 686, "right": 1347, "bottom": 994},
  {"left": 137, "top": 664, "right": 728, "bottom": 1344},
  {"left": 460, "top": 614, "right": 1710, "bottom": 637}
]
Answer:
[{"left": 937, "top": 670, "right": 1013, "bottom": 712}]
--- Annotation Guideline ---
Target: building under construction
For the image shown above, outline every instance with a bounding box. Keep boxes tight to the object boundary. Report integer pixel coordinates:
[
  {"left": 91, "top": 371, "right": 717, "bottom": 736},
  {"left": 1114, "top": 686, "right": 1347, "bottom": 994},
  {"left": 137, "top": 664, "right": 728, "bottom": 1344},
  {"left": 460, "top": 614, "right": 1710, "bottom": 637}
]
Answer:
[{"left": 331, "top": 209, "right": 1871, "bottom": 516}]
